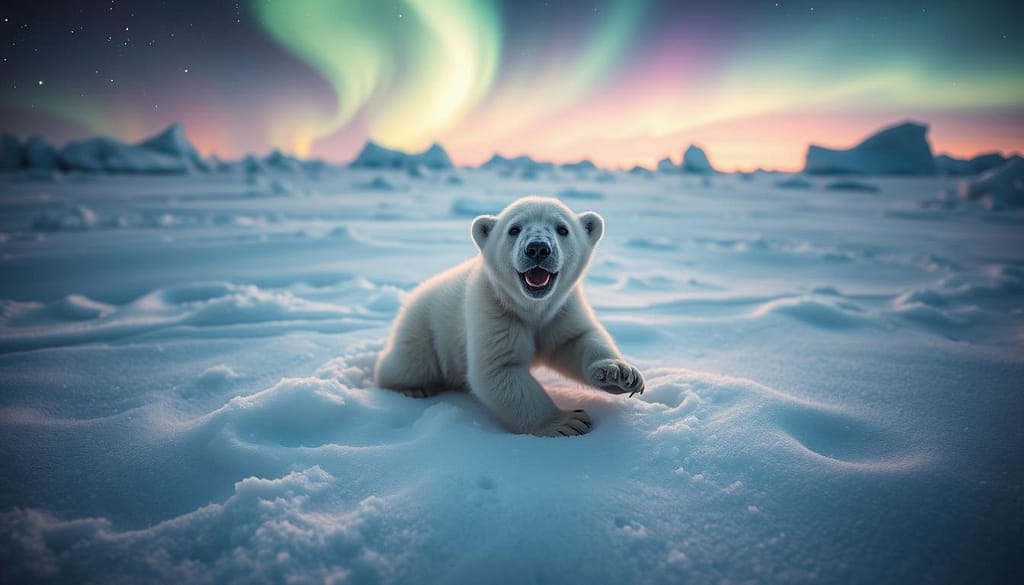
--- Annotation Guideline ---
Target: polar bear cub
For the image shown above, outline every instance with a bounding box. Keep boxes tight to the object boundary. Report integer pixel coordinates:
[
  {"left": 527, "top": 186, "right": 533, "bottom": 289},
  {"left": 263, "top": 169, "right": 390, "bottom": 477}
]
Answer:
[{"left": 375, "top": 196, "right": 644, "bottom": 436}]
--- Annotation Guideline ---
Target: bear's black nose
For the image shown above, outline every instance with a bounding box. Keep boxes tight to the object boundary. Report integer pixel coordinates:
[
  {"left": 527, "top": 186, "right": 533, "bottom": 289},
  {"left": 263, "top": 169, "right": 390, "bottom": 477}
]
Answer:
[{"left": 525, "top": 240, "right": 551, "bottom": 260}]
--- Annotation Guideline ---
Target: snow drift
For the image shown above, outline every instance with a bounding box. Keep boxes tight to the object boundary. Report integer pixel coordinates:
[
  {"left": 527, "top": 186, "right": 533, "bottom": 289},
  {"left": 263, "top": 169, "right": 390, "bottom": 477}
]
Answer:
[{"left": 958, "top": 156, "right": 1024, "bottom": 207}]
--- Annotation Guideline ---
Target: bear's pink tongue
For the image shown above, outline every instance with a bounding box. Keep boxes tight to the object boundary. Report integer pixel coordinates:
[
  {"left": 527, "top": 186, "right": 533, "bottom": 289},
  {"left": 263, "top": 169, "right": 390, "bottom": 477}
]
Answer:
[{"left": 524, "top": 268, "right": 551, "bottom": 288}]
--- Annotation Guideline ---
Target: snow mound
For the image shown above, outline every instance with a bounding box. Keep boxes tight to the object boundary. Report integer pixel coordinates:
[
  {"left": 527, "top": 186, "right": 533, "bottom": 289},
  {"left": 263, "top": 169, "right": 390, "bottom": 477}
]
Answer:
[
  {"left": 32, "top": 206, "right": 99, "bottom": 231},
  {"left": 774, "top": 176, "right": 814, "bottom": 189},
  {"left": 804, "top": 121, "right": 936, "bottom": 175},
  {"left": 197, "top": 364, "right": 241, "bottom": 387},
  {"left": 0, "top": 280, "right": 386, "bottom": 353},
  {"left": 350, "top": 140, "right": 453, "bottom": 171},
  {"left": 751, "top": 297, "right": 867, "bottom": 330},
  {"left": 958, "top": 157, "right": 1024, "bottom": 208},
  {"left": 0, "top": 467, "right": 403, "bottom": 584},
  {"left": 357, "top": 176, "right": 395, "bottom": 191},
  {"left": 825, "top": 179, "right": 881, "bottom": 193},
  {"left": 682, "top": 144, "right": 716, "bottom": 174}
]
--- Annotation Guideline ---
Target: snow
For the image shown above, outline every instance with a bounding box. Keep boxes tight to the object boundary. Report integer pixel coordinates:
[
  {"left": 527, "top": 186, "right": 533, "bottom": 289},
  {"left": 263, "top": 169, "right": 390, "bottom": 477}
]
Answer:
[
  {"left": 0, "top": 167, "right": 1021, "bottom": 583},
  {"left": 804, "top": 121, "right": 937, "bottom": 175}
]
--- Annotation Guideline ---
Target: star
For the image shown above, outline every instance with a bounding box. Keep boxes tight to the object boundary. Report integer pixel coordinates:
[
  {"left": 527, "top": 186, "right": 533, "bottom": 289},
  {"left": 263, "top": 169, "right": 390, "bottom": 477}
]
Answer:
[{"left": 37, "top": 80, "right": 43, "bottom": 85}]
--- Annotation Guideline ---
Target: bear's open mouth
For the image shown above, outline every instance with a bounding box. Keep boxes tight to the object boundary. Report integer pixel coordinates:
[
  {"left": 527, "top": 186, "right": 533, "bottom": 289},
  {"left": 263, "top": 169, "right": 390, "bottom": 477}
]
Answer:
[{"left": 519, "top": 267, "right": 557, "bottom": 298}]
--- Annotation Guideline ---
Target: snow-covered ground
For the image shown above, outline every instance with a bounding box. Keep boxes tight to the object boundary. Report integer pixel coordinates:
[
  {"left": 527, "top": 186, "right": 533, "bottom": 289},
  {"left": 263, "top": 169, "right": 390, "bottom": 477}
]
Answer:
[{"left": 1, "top": 169, "right": 1021, "bottom": 583}]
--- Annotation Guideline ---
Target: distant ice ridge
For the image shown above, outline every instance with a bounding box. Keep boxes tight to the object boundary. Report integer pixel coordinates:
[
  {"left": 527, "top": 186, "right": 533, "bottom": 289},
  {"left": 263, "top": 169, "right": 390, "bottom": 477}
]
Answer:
[
  {"left": 480, "top": 154, "right": 555, "bottom": 179},
  {"left": 935, "top": 152, "right": 1009, "bottom": 176},
  {"left": 804, "top": 121, "right": 936, "bottom": 175},
  {"left": 560, "top": 159, "right": 598, "bottom": 173},
  {"left": 59, "top": 123, "right": 210, "bottom": 174},
  {"left": 349, "top": 140, "right": 453, "bottom": 171},
  {"left": 1, "top": 123, "right": 331, "bottom": 176}
]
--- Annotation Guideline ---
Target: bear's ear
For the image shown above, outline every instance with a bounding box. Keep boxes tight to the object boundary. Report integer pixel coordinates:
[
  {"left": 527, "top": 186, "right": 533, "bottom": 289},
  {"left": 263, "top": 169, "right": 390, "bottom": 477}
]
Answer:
[
  {"left": 471, "top": 215, "right": 498, "bottom": 251},
  {"left": 578, "top": 211, "right": 604, "bottom": 245}
]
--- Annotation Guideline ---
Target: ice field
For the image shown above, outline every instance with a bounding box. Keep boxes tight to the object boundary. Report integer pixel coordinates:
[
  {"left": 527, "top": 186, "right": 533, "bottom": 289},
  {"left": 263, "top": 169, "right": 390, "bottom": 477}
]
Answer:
[{"left": 0, "top": 167, "right": 1021, "bottom": 583}]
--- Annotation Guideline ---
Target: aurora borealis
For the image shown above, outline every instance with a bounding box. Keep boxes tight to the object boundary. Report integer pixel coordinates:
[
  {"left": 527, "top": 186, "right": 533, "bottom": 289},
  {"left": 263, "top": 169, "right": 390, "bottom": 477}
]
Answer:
[{"left": 2, "top": 0, "right": 1022, "bottom": 170}]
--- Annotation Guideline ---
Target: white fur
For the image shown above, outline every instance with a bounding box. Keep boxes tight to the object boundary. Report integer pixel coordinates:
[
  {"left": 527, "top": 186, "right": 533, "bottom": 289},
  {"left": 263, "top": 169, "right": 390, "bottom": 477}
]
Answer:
[{"left": 374, "top": 196, "right": 644, "bottom": 436}]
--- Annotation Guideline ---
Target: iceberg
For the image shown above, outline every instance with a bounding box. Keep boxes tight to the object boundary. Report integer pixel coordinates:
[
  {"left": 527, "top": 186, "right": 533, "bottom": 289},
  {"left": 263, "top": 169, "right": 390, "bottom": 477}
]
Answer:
[
  {"left": 804, "top": 121, "right": 936, "bottom": 175},
  {"left": 57, "top": 123, "right": 209, "bottom": 174},
  {"left": 682, "top": 144, "right": 716, "bottom": 173},
  {"left": 0, "top": 134, "right": 23, "bottom": 170},
  {"left": 561, "top": 159, "right": 598, "bottom": 173},
  {"left": 138, "top": 122, "right": 210, "bottom": 172},
  {"left": 656, "top": 156, "right": 677, "bottom": 173},
  {"left": 350, "top": 140, "right": 453, "bottom": 171},
  {"left": 24, "top": 136, "right": 60, "bottom": 169}
]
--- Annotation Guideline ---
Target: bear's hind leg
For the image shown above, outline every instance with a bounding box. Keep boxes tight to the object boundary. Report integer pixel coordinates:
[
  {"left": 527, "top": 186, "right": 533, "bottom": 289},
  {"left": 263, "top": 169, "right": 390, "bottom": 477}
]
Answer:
[{"left": 374, "top": 341, "right": 447, "bottom": 399}]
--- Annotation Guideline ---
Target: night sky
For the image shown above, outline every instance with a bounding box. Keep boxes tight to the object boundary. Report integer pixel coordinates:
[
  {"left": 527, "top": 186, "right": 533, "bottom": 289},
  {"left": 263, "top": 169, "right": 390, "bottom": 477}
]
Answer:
[{"left": 2, "top": 0, "right": 1022, "bottom": 170}]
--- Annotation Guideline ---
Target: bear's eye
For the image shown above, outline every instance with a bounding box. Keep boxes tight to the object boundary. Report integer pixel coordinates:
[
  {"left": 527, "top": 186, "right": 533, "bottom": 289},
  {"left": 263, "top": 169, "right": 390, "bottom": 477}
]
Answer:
[
  {"left": 556, "top": 225, "right": 569, "bottom": 236},
  {"left": 508, "top": 226, "right": 521, "bottom": 237}
]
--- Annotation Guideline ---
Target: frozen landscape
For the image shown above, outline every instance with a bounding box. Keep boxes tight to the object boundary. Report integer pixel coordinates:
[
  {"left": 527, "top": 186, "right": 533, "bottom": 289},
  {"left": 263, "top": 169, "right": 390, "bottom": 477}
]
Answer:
[{"left": 1, "top": 138, "right": 1022, "bottom": 583}]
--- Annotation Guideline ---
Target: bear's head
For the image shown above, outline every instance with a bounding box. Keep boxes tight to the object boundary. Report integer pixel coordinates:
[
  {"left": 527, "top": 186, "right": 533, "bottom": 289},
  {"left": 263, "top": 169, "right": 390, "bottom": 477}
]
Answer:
[{"left": 471, "top": 196, "right": 604, "bottom": 308}]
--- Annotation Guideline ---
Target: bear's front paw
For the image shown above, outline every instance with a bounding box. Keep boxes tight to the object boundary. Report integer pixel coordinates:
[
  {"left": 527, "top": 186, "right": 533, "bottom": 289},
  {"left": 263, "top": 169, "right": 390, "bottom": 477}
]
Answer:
[
  {"left": 588, "top": 359, "right": 645, "bottom": 397},
  {"left": 533, "top": 409, "right": 592, "bottom": 437}
]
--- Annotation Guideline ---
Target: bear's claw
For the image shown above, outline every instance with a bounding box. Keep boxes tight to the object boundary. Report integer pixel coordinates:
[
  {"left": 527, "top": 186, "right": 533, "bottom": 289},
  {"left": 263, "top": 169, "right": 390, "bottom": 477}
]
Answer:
[
  {"left": 589, "top": 359, "right": 645, "bottom": 397},
  {"left": 399, "top": 387, "right": 438, "bottom": 399},
  {"left": 536, "top": 409, "right": 592, "bottom": 437}
]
